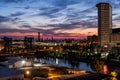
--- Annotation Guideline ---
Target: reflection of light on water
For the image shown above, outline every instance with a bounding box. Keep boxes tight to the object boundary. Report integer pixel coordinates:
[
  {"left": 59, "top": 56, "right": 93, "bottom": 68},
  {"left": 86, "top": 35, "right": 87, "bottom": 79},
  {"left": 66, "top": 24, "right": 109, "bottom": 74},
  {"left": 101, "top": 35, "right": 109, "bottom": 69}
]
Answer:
[
  {"left": 35, "top": 58, "right": 94, "bottom": 72},
  {"left": 34, "top": 58, "right": 38, "bottom": 62},
  {"left": 55, "top": 58, "right": 58, "bottom": 64}
]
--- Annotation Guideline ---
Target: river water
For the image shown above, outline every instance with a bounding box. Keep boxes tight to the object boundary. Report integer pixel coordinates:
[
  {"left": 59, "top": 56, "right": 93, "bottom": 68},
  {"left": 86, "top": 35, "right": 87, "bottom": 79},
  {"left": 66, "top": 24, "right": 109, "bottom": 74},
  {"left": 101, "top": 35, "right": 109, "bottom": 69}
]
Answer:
[
  {"left": 33, "top": 57, "right": 120, "bottom": 75},
  {"left": 34, "top": 58, "right": 93, "bottom": 72}
]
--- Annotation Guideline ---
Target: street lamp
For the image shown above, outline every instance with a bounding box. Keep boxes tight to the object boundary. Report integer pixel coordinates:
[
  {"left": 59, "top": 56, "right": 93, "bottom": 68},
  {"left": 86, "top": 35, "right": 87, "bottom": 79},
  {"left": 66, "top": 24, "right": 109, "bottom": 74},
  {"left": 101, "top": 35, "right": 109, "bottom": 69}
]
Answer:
[
  {"left": 22, "top": 60, "right": 26, "bottom": 67},
  {"left": 22, "top": 60, "right": 25, "bottom": 64},
  {"left": 26, "top": 70, "right": 30, "bottom": 75}
]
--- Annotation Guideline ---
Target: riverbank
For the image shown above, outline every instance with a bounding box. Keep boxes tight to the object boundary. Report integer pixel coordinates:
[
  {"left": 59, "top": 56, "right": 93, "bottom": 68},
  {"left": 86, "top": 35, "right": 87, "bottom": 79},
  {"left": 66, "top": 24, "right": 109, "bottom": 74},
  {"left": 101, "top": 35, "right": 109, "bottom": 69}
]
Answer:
[
  {"left": 0, "top": 56, "right": 120, "bottom": 79},
  {"left": 21, "top": 62, "right": 108, "bottom": 80}
]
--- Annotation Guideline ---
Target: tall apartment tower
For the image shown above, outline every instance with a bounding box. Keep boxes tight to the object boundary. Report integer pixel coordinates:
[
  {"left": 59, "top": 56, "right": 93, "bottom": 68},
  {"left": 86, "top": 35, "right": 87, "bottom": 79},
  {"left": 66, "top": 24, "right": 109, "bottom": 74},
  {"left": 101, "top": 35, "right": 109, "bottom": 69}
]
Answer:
[{"left": 96, "top": 3, "right": 112, "bottom": 47}]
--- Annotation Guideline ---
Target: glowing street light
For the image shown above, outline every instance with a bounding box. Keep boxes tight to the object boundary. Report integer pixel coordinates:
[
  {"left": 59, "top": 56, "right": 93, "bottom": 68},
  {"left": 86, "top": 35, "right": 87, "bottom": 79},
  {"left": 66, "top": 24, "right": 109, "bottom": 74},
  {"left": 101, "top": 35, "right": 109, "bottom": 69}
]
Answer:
[
  {"left": 26, "top": 70, "right": 30, "bottom": 75},
  {"left": 22, "top": 60, "right": 26, "bottom": 64},
  {"left": 22, "top": 60, "right": 26, "bottom": 67},
  {"left": 111, "top": 71, "right": 118, "bottom": 77}
]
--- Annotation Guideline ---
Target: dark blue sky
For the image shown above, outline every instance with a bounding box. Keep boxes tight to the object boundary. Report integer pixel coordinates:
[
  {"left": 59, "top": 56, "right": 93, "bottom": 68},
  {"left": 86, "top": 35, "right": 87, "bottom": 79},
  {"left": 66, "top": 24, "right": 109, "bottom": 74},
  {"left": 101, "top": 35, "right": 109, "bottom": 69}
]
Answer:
[{"left": 0, "top": 0, "right": 120, "bottom": 39}]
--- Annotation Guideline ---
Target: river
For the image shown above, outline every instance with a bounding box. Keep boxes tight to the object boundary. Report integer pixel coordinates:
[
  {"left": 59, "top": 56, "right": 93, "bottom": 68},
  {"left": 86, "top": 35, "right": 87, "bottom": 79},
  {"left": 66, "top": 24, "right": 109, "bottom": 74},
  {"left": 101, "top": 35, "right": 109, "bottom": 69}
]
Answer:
[{"left": 33, "top": 57, "right": 120, "bottom": 75}]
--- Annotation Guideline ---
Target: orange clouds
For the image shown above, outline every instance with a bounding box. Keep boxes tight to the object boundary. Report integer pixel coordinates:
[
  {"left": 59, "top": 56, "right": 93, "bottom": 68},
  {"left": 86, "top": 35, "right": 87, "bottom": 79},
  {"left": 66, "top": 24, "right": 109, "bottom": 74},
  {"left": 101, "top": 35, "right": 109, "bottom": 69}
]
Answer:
[
  {"left": 0, "top": 27, "right": 97, "bottom": 39},
  {"left": 54, "top": 28, "right": 97, "bottom": 36}
]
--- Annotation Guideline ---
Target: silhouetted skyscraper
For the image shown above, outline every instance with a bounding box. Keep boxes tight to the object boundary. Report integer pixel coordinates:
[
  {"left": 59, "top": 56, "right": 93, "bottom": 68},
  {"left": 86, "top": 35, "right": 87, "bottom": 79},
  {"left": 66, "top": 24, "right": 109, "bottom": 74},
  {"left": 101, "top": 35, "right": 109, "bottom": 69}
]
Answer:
[
  {"left": 96, "top": 2, "right": 112, "bottom": 47},
  {"left": 24, "top": 37, "right": 34, "bottom": 49},
  {"left": 3, "top": 37, "right": 12, "bottom": 53}
]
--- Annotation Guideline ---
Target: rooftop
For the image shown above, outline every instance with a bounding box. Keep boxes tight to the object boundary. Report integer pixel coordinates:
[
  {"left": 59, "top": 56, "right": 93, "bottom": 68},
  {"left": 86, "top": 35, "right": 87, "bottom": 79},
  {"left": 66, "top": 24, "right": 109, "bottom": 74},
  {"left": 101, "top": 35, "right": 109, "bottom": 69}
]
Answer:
[
  {"left": 112, "top": 28, "right": 120, "bottom": 34},
  {"left": 96, "top": 2, "right": 111, "bottom": 7}
]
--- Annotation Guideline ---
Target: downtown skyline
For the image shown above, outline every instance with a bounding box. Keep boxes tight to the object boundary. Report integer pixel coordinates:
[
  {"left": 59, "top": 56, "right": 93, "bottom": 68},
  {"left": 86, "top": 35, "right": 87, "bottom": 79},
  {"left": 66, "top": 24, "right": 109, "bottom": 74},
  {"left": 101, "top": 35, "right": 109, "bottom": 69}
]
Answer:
[{"left": 0, "top": 0, "right": 120, "bottom": 39}]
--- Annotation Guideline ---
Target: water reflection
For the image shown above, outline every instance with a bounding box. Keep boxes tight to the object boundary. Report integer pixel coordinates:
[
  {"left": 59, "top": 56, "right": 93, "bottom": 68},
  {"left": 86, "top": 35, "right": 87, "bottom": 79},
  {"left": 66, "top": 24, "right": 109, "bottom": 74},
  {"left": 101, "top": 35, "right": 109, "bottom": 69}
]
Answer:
[
  {"left": 15, "top": 52, "right": 120, "bottom": 80},
  {"left": 68, "top": 60, "right": 79, "bottom": 69},
  {"left": 33, "top": 58, "right": 94, "bottom": 72},
  {"left": 33, "top": 57, "right": 120, "bottom": 79}
]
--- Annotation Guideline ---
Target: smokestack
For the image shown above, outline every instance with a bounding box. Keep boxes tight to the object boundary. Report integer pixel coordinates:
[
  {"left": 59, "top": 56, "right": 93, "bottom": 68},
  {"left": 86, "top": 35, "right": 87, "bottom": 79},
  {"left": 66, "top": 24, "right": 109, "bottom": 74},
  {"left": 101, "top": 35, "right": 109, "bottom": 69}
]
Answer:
[{"left": 38, "top": 32, "right": 40, "bottom": 41}]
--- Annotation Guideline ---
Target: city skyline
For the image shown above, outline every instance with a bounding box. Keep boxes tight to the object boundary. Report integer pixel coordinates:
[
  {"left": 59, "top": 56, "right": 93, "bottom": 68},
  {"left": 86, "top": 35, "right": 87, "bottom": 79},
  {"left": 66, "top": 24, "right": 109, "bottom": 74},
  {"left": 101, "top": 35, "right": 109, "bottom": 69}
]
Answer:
[{"left": 0, "top": 0, "right": 120, "bottom": 39}]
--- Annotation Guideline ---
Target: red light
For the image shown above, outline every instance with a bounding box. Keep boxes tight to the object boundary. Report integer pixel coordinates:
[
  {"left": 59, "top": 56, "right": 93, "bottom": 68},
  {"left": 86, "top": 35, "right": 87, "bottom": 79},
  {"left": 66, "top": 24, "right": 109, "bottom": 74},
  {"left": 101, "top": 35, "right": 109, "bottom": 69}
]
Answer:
[{"left": 104, "top": 65, "right": 108, "bottom": 74}]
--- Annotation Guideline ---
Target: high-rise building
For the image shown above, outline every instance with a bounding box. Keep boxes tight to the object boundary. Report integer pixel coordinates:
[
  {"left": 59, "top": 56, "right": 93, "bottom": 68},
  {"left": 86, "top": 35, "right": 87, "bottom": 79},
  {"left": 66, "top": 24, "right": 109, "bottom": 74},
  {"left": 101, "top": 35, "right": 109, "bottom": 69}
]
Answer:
[
  {"left": 96, "top": 2, "right": 120, "bottom": 47},
  {"left": 96, "top": 2, "right": 112, "bottom": 47}
]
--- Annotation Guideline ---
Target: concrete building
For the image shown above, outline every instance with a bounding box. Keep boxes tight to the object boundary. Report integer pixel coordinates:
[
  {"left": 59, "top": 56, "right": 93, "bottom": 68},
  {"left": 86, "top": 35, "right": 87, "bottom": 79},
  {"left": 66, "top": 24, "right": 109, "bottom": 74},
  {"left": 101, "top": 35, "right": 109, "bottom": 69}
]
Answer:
[
  {"left": 0, "top": 57, "right": 32, "bottom": 68},
  {"left": 87, "top": 35, "right": 98, "bottom": 43},
  {"left": 96, "top": 2, "right": 120, "bottom": 47},
  {"left": 111, "top": 28, "right": 120, "bottom": 46},
  {"left": 96, "top": 2, "right": 112, "bottom": 47}
]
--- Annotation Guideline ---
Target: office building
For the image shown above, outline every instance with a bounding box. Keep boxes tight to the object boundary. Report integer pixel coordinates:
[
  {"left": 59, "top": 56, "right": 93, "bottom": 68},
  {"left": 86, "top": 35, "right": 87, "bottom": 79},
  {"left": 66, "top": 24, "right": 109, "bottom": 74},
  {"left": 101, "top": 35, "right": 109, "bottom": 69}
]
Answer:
[{"left": 96, "top": 2, "right": 120, "bottom": 47}]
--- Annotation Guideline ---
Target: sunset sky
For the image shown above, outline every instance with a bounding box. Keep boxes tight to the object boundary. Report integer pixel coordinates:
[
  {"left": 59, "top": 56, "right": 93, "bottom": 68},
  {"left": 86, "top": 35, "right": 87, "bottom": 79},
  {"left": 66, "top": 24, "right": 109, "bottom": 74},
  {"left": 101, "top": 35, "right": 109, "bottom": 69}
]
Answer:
[{"left": 0, "top": 0, "right": 120, "bottom": 39}]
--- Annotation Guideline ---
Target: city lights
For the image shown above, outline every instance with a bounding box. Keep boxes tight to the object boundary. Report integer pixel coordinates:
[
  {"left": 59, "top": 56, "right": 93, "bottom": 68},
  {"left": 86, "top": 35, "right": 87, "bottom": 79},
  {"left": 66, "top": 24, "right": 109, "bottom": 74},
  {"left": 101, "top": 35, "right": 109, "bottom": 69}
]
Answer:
[
  {"left": 0, "top": 0, "right": 120, "bottom": 80},
  {"left": 22, "top": 60, "right": 26, "bottom": 65},
  {"left": 26, "top": 70, "right": 30, "bottom": 75}
]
